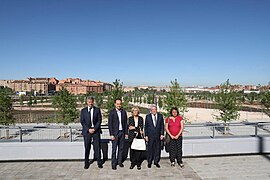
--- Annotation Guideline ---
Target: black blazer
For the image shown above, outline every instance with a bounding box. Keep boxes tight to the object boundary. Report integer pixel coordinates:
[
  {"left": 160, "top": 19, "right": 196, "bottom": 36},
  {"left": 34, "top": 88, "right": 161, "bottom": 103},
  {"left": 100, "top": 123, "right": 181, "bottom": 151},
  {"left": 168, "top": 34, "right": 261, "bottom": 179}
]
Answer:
[
  {"left": 144, "top": 113, "right": 164, "bottom": 139},
  {"left": 108, "top": 108, "right": 128, "bottom": 137},
  {"left": 128, "top": 116, "right": 144, "bottom": 142},
  {"left": 80, "top": 106, "right": 102, "bottom": 136}
]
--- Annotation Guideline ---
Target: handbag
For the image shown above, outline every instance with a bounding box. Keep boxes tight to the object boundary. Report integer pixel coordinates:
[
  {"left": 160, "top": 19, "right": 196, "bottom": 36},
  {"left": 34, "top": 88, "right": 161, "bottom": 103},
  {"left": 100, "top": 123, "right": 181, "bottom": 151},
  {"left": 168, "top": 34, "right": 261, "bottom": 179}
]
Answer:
[{"left": 131, "top": 133, "right": 146, "bottom": 151}]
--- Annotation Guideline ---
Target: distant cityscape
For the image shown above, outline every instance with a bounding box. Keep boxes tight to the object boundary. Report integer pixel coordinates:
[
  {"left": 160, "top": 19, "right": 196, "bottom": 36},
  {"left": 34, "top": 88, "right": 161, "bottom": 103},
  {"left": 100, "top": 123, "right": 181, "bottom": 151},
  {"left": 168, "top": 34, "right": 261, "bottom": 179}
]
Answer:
[
  {"left": 0, "top": 77, "right": 113, "bottom": 95},
  {"left": 0, "top": 77, "right": 269, "bottom": 96}
]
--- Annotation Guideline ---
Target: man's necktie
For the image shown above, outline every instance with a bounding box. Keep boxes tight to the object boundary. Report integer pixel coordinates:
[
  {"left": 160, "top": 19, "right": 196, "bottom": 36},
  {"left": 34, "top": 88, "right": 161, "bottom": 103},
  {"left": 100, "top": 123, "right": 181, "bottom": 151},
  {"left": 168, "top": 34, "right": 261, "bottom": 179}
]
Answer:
[
  {"left": 89, "top": 107, "right": 92, "bottom": 126},
  {"left": 153, "top": 115, "right": 157, "bottom": 127}
]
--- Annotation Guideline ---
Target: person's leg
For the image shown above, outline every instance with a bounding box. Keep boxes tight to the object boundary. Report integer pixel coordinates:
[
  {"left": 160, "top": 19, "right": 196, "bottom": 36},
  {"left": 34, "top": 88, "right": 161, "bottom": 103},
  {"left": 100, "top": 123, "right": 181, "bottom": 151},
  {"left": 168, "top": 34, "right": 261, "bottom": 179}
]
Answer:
[
  {"left": 134, "top": 150, "right": 141, "bottom": 166},
  {"left": 170, "top": 139, "right": 177, "bottom": 163},
  {"left": 137, "top": 150, "right": 143, "bottom": 167},
  {"left": 111, "top": 135, "right": 118, "bottom": 167},
  {"left": 147, "top": 138, "right": 154, "bottom": 165},
  {"left": 154, "top": 139, "right": 161, "bottom": 165},
  {"left": 176, "top": 136, "right": 183, "bottom": 164},
  {"left": 100, "top": 140, "right": 108, "bottom": 162},
  {"left": 83, "top": 134, "right": 92, "bottom": 166},
  {"left": 117, "top": 131, "right": 124, "bottom": 165},
  {"left": 129, "top": 142, "right": 136, "bottom": 166},
  {"left": 92, "top": 133, "right": 102, "bottom": 166}
]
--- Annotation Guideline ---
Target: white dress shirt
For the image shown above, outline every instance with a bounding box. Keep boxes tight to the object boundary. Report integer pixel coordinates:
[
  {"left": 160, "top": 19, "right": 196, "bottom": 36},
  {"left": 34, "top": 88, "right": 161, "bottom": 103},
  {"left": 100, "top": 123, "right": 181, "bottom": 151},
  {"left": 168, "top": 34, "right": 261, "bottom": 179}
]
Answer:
[
  {"left": 88, "top": 106, "right": 94, "bottom": 127},
  {"left": 151, "top": 114, "right": 157, "bottom": 127},
  {"left": 116, "top": 109, "right": 123, "bottom": 130}
]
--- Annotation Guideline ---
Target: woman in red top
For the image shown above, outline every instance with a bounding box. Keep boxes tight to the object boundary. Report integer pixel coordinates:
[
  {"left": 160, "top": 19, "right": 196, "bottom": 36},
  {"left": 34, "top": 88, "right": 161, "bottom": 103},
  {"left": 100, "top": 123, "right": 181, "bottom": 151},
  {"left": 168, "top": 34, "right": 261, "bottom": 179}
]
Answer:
[{"left": 165, "top": 107, "right": 184, "bottom": 167}]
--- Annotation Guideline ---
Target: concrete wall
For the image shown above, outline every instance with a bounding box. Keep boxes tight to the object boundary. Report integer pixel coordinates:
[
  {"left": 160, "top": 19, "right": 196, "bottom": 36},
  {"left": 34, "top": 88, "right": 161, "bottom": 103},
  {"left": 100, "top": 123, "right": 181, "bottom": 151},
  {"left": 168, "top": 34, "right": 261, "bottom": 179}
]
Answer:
[{"left": 0, "top": 137, "right": 270, "bottom": 161}]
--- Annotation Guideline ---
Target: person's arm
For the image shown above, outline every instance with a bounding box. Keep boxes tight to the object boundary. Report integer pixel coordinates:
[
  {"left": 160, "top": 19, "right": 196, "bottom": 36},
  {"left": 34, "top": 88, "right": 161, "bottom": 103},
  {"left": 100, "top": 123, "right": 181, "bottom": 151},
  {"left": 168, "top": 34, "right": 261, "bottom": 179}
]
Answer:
[
  {"left": 161, "top": 114, "right": 165, "bottom": 135},
  {"left": 124, "top": 111, "right": 128, "bottom": 136},
  {"left": 160, "top": 114, "right": 165, "bottom": 140},
  {"left": 144, "top": 115, "right": 149, "bottom": 141},
  {"left": 93, "top": 108, "right": 102, "bottom": 131},
  {"left": 140, "top": 118, "right": 144, "bottom": 135},
  {"left": 108, "top": 110, "right": 114, "bottom": 138},
  {"left": 165, "top": 118, "right": 174, "bottom": 138},
  {"left": 129, "top": 117, "right": 136, "bottom": 131},
  {"left": 176, "top": 119, "right": 184, "bottom": 138},
  {"left": 80, "top": 109, "right": 89, "bottom": 134}
]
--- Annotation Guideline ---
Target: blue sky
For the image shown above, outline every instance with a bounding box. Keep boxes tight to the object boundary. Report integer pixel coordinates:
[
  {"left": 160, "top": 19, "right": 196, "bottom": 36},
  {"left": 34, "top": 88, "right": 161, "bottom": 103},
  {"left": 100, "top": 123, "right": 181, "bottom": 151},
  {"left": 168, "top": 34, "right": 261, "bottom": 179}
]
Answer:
[{"left": 0, "top": 0, "right": 270, "bottom": 86}]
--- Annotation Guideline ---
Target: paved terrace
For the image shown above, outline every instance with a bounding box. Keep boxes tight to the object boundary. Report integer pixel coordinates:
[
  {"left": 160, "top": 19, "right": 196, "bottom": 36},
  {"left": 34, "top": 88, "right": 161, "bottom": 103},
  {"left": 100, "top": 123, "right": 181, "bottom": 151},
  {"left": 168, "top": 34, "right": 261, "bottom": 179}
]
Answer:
[{"left": 0, "top": 155, "right": 269, "bottom": 180}]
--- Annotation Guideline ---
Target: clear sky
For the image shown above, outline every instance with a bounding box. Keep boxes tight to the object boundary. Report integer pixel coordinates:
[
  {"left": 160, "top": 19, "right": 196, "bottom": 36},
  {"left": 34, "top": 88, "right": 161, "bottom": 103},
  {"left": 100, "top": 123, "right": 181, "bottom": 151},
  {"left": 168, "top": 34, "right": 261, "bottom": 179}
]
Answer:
[{"left": 0, "top": 0, "right": 270, "bottom": 87}]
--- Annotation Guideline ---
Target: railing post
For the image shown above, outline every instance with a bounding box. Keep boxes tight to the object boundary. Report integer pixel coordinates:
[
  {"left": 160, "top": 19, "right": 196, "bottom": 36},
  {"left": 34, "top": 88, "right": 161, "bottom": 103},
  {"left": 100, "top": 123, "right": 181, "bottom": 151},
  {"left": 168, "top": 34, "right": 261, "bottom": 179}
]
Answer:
[
  {"left": 70, "top": 127, "right": 72, "bottom": 142},
  {"left": 212, "top": 126, "right": 215, "bottom": 138},
  {"left": 255, "top": 124, "right": 258, "bottom": 137},
  {"left": 19, "top": 127, "right": 22, "bottom": 142}
]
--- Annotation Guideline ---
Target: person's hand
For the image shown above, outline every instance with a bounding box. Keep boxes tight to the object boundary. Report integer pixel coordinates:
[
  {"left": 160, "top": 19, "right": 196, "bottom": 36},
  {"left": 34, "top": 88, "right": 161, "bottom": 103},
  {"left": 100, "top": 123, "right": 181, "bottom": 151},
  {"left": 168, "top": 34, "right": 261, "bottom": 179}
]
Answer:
[
  {"left": 111, "top": 136, "right": 115, "bottom": 141},
  {"left": 160, "top": 135, "right": 164, "bottom": 140},
  {"left": 175, "top": 135, "right": 179, "bottom": 139},
  {"left": 129, "top": 126, "right": 135, "bottom": 130},
  {"left": 140, "top": 130, "right": 144, "bottom": 135},
  {"left": 145, "top": 136, "right": 149, "bottom": 142},
  {"left": 125, "top": 134, "right": 128, "bottom": 139},
  {"left": 89, "top": 128, "right": 95, "bottom": 134}
]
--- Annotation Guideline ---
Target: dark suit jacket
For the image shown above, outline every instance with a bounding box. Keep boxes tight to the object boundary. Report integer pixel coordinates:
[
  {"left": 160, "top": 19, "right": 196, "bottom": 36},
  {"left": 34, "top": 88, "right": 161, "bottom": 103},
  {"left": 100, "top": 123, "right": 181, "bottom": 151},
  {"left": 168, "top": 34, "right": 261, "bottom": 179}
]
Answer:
[
  {"left": 144, "top": 113, "right": 164, "bottom": 139},
  {"left": 128, "top": 116, "right": 144, "bottom": 142},
  {"left": 80, "top": 106, "right": 102, "bottom": 136},
  {"left": 108, "top": 108, "right": 128, "bottom": 137}
]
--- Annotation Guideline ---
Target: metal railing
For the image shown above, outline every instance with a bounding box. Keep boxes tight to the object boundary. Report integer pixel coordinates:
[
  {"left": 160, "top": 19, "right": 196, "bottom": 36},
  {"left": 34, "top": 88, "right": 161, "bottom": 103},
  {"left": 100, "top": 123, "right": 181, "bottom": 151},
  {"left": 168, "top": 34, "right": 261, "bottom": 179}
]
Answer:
[{"left": 0, "top": 122, "right": 270, "bottom": 142}]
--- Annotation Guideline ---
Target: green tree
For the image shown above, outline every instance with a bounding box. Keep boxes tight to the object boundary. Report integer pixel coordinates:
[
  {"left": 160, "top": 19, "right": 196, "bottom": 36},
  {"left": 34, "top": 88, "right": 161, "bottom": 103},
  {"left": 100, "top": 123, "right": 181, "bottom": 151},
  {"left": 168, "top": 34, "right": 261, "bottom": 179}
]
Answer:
[
  {"left": 19, "top": 95, "right": 24, "bottom": 110},
  {"left": 143, "top": 96, "right": 146, "bottom": 104},
  {"left": 78, "top": 95, "right": 86, "bottom": 107},
  {"left": 0, "top": 87, "right": 14, "bottom": 126},
  {"left": 27, "top": 95, "right": 33, "bottom": 107},
  {"left": 0, "top": 87, "right": 14, "bottom": 139},
  {"left": 33, "top": 96, "right": 37, "bottom": 104},
  {"left": 158, "top": 96, "right": 163, "bottom": 108},
  {"left": 106, "top": 79, "right": 128, "bottom": 116},
  {"left": 261, "top": 91, "right": 270, "bottom": 117},
  {"left": 52, "top": 89, "right": 79, "bottom": 125},
  {"left": 214, "top": 79, "right": 241, "bottom": 134},
  {"left": 164, "top": 79, "right": 187, "bottom": 117},
  {"left": 95, "top": 93, "right": 104, "bottom": 108}
]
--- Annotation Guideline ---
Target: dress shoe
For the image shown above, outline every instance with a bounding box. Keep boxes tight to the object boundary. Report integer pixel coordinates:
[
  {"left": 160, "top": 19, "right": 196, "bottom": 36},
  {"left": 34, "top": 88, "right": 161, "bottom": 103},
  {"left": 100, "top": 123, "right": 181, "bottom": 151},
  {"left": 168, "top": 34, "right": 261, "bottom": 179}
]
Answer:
[
  {"left": 119, "top": 163, "right": 124, "bottom": 168},
  {"left": 130, "top": 164, "right": 135, "bottom": 169},
  {"left": 178, "top": 163, "right": 184, "bottom": 168},
  {"left": 154, "top": 163, "right": 161, "bottom": 168},
  {"left": 112, "top": 166, "right": 117, "bottom": 170},
  {"left": 98, "top": 164, "right": 103, "bottom": 168},
  {"left": 137, "top": 166, "right": 141, "bottom": 170},
  {"left": 84, "top": 164, "right": 90, "bottom": 169},
  {"left": 147, "top": 164, "right": 151, "bottom": 168},
  {"left": 89, "top": 159, "right": 95, "bottom": 164}
]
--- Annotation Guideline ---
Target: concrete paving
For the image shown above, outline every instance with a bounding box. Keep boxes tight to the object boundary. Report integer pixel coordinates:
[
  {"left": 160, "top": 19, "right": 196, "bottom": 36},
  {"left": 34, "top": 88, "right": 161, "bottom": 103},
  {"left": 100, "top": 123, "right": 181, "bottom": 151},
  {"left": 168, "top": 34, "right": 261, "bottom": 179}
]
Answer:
[{"left": 0, "top": 155, "right": 269, "bottom": 180}]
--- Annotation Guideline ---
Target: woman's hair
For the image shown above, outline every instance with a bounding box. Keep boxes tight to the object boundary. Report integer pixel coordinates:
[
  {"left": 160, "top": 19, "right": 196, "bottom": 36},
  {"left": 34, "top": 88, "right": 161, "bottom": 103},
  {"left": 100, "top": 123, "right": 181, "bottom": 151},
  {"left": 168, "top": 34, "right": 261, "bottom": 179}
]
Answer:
[
  {"left": 170, "top": 107, "right": 179, "bottom": 116},
  {"left": 131, "top": 106, "right": 140, "bottom": 115}
]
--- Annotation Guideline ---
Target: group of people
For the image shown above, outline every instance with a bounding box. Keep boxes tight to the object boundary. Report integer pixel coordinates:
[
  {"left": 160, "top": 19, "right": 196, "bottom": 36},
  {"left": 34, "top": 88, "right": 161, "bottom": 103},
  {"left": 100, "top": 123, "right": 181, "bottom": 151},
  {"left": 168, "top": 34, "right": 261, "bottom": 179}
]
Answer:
[{"left": 80, "top": 97, "right": 184, "bottom": 170}]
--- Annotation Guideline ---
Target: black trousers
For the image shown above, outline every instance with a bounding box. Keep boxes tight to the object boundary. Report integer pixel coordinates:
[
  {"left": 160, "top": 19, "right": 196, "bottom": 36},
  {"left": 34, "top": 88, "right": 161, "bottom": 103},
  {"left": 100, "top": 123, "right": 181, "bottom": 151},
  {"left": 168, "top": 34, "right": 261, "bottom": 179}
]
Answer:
[
  {"left": 129, "top": 142, "right": 144, "bottom": 166},
  {"left": 169, "top": 136, "right": 183, "bottom": 164},
  {"left": 83, "top": 132, "right": 102, "bottom": 165},
  {"left": 147, "top": 137, "right": 161, "bottom": 165},
  {"left": 111, "top": 130, "right": 124, "bottom": 167}
]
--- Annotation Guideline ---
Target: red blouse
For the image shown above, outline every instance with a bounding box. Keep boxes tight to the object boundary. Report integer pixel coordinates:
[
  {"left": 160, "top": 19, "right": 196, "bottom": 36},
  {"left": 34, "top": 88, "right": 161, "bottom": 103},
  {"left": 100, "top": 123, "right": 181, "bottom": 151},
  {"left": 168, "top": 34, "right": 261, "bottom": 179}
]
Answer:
[{"left": 165, "top": 116, "right": 183, "bottom": 136}]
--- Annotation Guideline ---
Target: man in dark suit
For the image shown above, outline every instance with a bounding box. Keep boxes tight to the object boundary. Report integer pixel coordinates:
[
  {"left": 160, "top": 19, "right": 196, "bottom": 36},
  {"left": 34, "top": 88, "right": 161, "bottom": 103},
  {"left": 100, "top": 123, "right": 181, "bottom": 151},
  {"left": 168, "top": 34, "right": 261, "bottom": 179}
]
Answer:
[
  {"left": 108, "top": 99, "right": 128, "bottom": 170},
  {"left": 144, "top": 104, "right": 164, "bottom": 168},
  {"left": 80, "top": 97, "right": 103, "bottom": 169}
]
